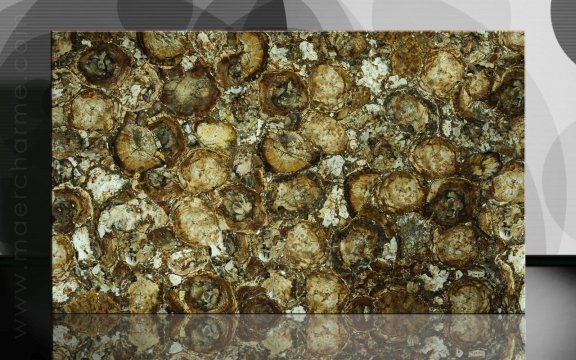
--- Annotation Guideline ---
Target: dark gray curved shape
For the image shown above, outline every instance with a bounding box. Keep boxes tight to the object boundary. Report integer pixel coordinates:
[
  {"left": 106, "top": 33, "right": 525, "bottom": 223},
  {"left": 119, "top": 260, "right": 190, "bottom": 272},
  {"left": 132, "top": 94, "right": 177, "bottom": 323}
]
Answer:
[
  {"left": 526, "top": 169, "right": 548, "bottom": 254},
  {"left": 193, "top": 8, "right": 232, "bottom": 29},
  {"left": 551, "top": 0, "right": 576, "bottom": 64},
  {"left": 285, "top": 0, "right": 353, "bottom": 30},
  {"left": 195, "top": 0, "right": 259, "bottom": 28},
  {"left": 231, "top": 0, "right": 287, "bottom": 30},
  {"left": 192, "top": 0, "right": 287, "bottom": 30},
  {"left": 117, "top": 0, "right": 194, "bottom": 29},
  {"left": 543, "top": 128, "right": 567, "bottom": 239}
]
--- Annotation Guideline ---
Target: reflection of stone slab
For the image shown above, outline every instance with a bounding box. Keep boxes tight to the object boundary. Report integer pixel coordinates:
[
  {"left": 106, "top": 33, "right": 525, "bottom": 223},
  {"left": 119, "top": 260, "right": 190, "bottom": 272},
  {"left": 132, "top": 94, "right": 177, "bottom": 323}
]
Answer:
[
  {"left": 53, "top": 314, "right": 526, "bottom": 358},
  {"left": 51, "top": 31, "right": 525, "bottom": 314}
]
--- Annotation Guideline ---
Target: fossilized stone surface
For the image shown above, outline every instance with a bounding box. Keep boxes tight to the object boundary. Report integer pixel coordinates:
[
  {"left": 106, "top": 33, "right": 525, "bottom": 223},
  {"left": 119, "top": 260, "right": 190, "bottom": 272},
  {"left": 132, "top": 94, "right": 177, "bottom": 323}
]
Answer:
[{"left": 52, "top": 31, "right": 525, "bottom": 314}]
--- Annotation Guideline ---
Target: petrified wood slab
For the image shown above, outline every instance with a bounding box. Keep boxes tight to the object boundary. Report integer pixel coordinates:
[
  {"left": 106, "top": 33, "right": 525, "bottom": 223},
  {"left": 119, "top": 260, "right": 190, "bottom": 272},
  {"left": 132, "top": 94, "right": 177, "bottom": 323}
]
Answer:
[{"left": 52, "top": 31, "right": 525, "bottom": 314}]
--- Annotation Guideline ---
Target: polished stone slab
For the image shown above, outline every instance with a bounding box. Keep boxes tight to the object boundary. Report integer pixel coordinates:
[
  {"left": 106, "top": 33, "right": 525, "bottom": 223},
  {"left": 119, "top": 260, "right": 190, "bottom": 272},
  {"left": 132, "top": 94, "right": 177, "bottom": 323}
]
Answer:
[{"left": 51, "top": 31, "right": 525, "bottom": 313}]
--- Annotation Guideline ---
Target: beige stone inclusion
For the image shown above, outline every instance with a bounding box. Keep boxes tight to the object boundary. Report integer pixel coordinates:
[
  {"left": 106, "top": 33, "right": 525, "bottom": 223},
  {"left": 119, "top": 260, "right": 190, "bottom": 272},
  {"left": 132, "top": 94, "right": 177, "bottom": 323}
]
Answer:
[{"left": 52, "top": 31, "right": 525, "bottom": 314}]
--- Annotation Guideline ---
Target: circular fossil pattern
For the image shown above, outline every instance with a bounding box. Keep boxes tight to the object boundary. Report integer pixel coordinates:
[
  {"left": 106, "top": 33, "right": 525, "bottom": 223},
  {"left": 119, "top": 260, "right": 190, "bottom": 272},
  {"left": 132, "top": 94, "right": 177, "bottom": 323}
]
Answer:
[
  {"left": 52, "top": 234, "right": 75, "bottom": 282},
  {"left": 305, "top": 270, "right": 349, "bottom": 313},
  {"left": 386, "top": 92, "right": 433, "bottom": 133},
  {"left": 282, "top": 221, "right": 328, "bottom": 270},
  {"left": 463, "top": 70, "right": 492, "bottom": 100},
  {"left": 492, "top": 162, "right": 524, "bottom": 204},
  {"left": 261, "top": 131, "right": 318, "bottom": 173},
  {"left": 148, "top": 116, "right": 186, "bottom": 166},
  {"left": 446, "top": 279, "right": 492, "bottom": 313},
  {"left": 114, "top": 123, "right": 163, "bottom": 172},
  {"left": 236, "top": 286, "right": 282, "bottom": 313},
  {"left": 410, "top": 137, "right": 458, "bottom": 179},
  {"left": 455, "top": 71, "right": 496, "bottom": 122},
  {"left": 344, "top": 295, "right": 376, "bottom": 315},
  {"left": 52, "top": 31, "right": 524, "bottom": 314},
  {"left": 373, "top": 285, "right": 429, "bottom": 314},
  {"left": 492, "top": 68, "right": 524, "bottom": 116},
  {"left": 499, "top": 31, "right": 524, "bottom": 52},
  {"left": 171, "top": 196, "right": 222, "bottom": 248},
  {"left": 269, "top": 172, "right": 324, "bottom": 216},
  {"left": 141, "top": 168, "right": 183, "bottom": 203},
  {"left": 183, "top": 273, "right": 237, "bottom": 313},
  {"left": 217, "top": 185, "right": 267, "bottom": 232},
  {"left": 161, "top": 65, "right": 220, "bottom": 116},
  {"left": 182, "top": 314, "right": 237, "bottom": 353},
  {"left": 77, "top": 43, "right": 131, "bottom": 88},
  {"left": 127, "top": 275, "right": 160, "bottom": 313},
  {"left": 69, "top": 89, "right": 117, "bottom": 131},
  {"left": 300, "top": 112, "right": 348, "bottom": 155},
  {"left": 432, "top": 225, "right": 478, "bottom": 268},
  {"left": 331, "top": 32, "right": 368, "bottom": 58},
  {"left": 194, "top": 120, "right": 237, "bottom": 151},
  {"left": 420, "top": 50, "right": 465, "bottom": 98},
  {"left": 426, "top": 178, "right": 478, "bottom": 227},
  {"left": 376, "top": 171, "right": 426, "bottom": 214},
  {"left": 52, "top": 184, "right": 93, "bottom": 233},
  {"left": 259, "top": 71, "right": 309, "bottom": 116},
  {"left": 464, "top": 152, "right": 502, "bottom": 181},
  {"left": 166, "top": 246, "right": 210, "bottom": 276},
  {"left": 335, "top": 219, "right": 384, "bottom": 269},
  {"left": 345, "top": 170, "right": 380, "bottom": 215},
  {"left": 177, "top": 149, "right": 230, "bottom": 194},
  {"left": 478, "top": 203, "right": 524, "bottom": 243},
  {"left": 139, "top": 31, "right": 189, "bottom": 66},
  {"left": 217, "top": 32, "right": 268, "bottom": 87},
  {"left": 112, "top": 62, "right": 162, "bottom": 110},
  {"left": 309, "top": 63, "right": 350, "bottom": 111}
]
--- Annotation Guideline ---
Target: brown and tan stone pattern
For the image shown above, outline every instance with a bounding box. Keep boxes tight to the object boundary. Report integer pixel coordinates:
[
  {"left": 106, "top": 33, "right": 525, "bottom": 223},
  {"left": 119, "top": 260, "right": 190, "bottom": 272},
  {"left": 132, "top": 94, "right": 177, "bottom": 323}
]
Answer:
[
  {"left": 51, "top": 31, "right": 525, "bottom": 314},
  {"left": 53, "top": 314, "right": 526, "bottom": 359}
]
